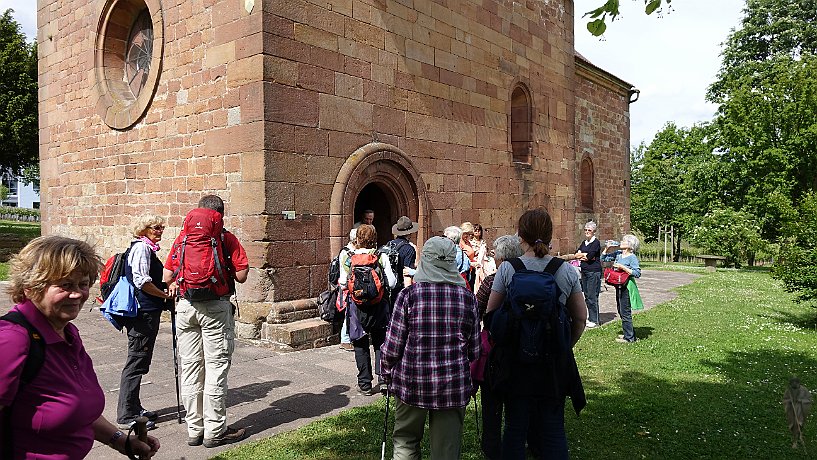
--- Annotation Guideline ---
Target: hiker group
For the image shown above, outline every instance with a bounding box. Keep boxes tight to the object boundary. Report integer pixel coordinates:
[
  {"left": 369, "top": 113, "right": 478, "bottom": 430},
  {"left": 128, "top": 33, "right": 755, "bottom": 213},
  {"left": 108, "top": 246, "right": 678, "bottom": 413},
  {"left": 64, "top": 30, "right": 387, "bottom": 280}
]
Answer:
[{"left": 0, "top": 196, "right": 644, "bottom": 460}]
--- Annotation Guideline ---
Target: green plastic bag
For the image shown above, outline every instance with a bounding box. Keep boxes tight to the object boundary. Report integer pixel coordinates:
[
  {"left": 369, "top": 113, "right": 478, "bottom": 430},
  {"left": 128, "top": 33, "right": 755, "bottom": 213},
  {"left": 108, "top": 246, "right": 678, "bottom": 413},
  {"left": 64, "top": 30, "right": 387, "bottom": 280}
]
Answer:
[{"left": 628, "top": 279, "right": 644, "bottom": 311}]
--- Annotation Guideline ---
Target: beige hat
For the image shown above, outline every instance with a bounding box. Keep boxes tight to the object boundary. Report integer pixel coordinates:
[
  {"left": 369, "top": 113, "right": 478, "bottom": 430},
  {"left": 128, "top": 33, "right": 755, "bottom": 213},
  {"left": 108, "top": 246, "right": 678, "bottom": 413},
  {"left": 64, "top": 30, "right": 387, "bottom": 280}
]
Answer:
[
  {"left": 392, "top": 216, "right": 419, "bottom": 236},
  {"left": 413, "top": 236, "right": 467, "bottom": 287}
]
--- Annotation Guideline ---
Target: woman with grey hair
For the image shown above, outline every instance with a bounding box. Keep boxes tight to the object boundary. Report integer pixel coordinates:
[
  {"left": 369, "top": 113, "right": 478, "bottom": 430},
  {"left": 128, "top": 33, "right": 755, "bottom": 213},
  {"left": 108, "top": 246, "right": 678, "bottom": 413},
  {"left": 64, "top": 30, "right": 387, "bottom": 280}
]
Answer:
[
  {"left": 602, "top": 234, "right": 641, "bottom": 343},
  {"left": 571, "top": 221, "right": 602, "bottom": 328},
  {"left": 116, "top": 215, "right": 174, "bottom": 430},
  {"left": 474, "top": 234, "right": 523, "bottom": 460}
]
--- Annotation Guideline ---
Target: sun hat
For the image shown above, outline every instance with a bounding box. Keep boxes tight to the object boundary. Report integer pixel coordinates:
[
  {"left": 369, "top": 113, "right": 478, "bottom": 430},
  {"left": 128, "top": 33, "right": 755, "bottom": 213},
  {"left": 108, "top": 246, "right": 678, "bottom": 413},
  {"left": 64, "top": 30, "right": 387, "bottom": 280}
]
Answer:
[
  {"left": 413, "top": 236, "right": 467, "bottom": 287},
  {"left": 392, "top": 216, "right": 419, "bottom": 236}
]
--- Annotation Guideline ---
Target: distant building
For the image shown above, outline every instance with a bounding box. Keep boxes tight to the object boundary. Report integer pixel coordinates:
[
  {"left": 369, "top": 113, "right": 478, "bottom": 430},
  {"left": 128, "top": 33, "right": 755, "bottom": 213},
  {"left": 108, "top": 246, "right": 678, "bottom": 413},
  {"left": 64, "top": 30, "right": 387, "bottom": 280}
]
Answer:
[{"left": 1, "top": 172, "right": 40, "bottom": 209}]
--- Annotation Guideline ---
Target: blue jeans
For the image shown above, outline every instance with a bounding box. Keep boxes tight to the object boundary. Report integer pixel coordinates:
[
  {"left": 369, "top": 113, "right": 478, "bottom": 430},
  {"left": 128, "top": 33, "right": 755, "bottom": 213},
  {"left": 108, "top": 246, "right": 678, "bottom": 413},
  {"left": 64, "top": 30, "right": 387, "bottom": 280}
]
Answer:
[
  {"left": 502, "top": 396, "right": 568, "bottom": 460},
  {"left": 615, "top": 284, "right": 635, "bottom": 341},
  {"left": 581, "top": 270, "right": 601, "bottom": 324}
]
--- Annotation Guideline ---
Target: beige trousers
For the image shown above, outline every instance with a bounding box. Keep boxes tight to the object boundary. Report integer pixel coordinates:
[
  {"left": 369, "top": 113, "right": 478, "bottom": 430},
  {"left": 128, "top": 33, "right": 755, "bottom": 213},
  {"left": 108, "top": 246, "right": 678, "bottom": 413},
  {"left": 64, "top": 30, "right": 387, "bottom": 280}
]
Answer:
[{"left": 176, "top": 297, "right": 235, "bottom": 439}]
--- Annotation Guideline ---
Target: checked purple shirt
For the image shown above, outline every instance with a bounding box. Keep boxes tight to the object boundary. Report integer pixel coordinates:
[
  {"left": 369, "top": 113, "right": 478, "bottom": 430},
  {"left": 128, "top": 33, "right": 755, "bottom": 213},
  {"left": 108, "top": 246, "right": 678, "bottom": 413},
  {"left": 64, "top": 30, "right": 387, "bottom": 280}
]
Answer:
[{"left": 380, "top": 282, "right": 480, "bottom": 409}]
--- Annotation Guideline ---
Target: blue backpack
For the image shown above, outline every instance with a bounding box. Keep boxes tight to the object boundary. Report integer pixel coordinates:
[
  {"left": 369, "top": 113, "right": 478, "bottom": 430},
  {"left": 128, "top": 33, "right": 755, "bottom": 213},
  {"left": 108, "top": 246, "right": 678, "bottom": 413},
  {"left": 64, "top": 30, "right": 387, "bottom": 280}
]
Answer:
[{"left": 489, "top": 257, "right": 571, "bottom": 364}]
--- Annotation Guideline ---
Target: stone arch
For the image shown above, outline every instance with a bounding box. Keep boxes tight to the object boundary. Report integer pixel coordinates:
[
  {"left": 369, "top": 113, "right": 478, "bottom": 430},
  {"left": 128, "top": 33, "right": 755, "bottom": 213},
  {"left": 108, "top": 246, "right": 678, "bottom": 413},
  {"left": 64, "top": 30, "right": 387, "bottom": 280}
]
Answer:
[
  {"left": 509, "top": 82, "right": 533, "bottom": 164},
  {"left": 329, "top": 142, "right": 429, "bottom": 256},
  {"left": 580, "top": 155, "right": 595, "bottom": 212}
]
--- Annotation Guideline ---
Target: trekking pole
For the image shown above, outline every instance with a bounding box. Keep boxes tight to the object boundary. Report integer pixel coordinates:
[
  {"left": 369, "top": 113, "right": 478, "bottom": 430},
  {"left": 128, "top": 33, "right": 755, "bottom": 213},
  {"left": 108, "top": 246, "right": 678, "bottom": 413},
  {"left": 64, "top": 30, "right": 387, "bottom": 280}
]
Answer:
[
  {"left": 170, "top": 299, "right": 183, "bottom": 424},
  {"left": 381, "top": 387, "right": 391, "bottom": 460},
  {"left": 134, "top": 416, "right": 149, "bottom": 460}
]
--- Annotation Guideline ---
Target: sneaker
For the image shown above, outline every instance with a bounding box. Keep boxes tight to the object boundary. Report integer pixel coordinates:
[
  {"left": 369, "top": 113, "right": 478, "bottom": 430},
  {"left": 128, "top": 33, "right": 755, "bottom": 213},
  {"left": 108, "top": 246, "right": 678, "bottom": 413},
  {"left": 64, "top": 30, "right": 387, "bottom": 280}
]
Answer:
[
  {"left": 617, "top": 334, "right": 625, "bottom": 339},
  {"left": 188, "top": 434, "right": 204, "bottom": 446},
  {"left": 118, "top": 419, "right": 156, "bottom": 431},
  {"left": 358, "top": 386, "right": 378, "bottom": 396},
  {"left": 139, "top": 409, "right": 159, "bottom": 421},
  {"left": 203, "top": 427, "right": 247, "bottom": 448},
  {"left": 615, "top": 337, "right": 636, "bottom": 344},
  {"left": 339, "top": 343, "right": 354, "bottom": 351},
  {"left": 585, "top": 321, "right": 598, "bottom": 329}
]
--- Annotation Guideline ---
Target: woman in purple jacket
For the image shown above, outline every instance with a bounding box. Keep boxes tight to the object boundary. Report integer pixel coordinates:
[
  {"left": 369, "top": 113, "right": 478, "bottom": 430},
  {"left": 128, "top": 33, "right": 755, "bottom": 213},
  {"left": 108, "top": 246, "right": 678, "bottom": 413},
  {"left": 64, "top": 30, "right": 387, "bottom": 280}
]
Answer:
[{"left": 0, "top": 236, "right": 160, "bottom": 459}]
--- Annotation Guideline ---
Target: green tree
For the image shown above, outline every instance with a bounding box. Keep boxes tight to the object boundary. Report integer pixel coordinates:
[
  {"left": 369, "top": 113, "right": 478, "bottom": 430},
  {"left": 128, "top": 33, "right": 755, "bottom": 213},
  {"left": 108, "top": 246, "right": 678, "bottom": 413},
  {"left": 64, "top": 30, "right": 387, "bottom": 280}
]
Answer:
[
  {"left": 0, "top": 9, "right": 38, "bottom": 174},
  {"left": 773, "top": 192, "right": 817, "bottom": 306},
  {"left": 690, "top": 208, "right": 766, "bottom": 268},
  {"left": 707, "top": 0, "right": 817, "bottom": 241},
  {"left": 630, "top": 123, "right": 715, "bottom": 259},
  {"left": 0, "top": 184, "right": 7, "bottom": 201},
  {"left": 584, "top": 0, "right": 673, "bottom": 35}
]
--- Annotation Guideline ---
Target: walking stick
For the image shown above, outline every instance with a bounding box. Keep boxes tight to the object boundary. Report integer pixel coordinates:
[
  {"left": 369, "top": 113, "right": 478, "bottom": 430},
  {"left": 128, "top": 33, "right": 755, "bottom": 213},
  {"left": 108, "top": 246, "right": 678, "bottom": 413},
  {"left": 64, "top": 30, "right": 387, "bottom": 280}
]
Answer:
[
  {"left": 134, "top": 416, "right": 149, "bottom": 460},
  {"left": 381, "top": 388, "right": 391, "bottom": 460},
  {"left": 170, "top": 300, "right": 183, "bottom": 424}
]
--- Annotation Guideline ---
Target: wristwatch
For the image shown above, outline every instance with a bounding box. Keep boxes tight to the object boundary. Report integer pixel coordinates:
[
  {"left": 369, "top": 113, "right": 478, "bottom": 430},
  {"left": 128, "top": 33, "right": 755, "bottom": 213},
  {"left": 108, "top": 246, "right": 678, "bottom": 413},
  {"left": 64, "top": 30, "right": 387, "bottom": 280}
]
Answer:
[{"left": 108, "top": 430, "right": 125, "bottom": 447}]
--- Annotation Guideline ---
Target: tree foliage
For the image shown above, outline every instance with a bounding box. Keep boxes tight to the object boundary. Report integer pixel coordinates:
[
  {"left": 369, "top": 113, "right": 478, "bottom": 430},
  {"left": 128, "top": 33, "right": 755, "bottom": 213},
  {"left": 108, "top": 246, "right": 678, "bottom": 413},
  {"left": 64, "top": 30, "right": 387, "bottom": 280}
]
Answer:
[
  {"left": 689, "top": 208, "right": 766, "bottom": 268},
  {"left": 584, "top": 0, "right": 673, "bottom": 36},
  {"left": 773, "top": 193, "right": 817, "bottom": 306},
  {"left": 0, "top": 9, "right": 38, "bottom": 174}
]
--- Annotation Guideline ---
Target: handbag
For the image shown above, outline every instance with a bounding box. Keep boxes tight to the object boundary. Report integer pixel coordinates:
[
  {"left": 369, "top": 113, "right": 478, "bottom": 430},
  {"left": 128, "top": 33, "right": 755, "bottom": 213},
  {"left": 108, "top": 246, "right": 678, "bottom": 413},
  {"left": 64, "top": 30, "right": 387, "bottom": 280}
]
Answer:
[{"left": 603, "top": 267, "right": 630, "bottom": 285}]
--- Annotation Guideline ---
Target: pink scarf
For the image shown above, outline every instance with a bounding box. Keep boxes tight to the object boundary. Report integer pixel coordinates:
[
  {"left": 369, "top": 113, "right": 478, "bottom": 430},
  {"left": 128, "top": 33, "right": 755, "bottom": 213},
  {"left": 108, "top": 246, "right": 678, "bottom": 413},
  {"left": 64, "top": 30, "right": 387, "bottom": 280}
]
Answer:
[{"left": 139, "top": 236, "right": 160, "bottom": 252}]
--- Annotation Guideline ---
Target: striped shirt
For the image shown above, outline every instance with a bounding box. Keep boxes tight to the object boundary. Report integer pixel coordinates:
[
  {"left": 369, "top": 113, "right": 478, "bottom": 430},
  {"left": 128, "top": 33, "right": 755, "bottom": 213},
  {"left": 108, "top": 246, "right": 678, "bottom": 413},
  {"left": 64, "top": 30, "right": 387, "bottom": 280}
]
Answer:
[{"left": 380, "top": 282, "right": 480, "bottom": 409}]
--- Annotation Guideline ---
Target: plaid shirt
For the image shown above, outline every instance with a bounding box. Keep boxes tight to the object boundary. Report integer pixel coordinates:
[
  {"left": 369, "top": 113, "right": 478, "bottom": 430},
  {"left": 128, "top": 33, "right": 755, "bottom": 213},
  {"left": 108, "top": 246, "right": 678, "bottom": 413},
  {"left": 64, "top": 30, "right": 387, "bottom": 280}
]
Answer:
[{"left": 381, "top": 282, "right": 480, "bottom": 409}]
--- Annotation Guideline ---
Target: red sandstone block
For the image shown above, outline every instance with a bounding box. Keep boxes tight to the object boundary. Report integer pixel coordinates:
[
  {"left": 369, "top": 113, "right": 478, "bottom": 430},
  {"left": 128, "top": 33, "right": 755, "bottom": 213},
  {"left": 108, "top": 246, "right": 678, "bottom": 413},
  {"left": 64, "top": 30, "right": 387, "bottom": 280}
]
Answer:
[
  {"left": 266, "top": 82, "right": 320, "bottom": 127},
  {"left": 373, "top": 105, "right": 406, "bottom": 137},
  {"left": 327, "top": 131, "right": 369, "bottom": 158},
  {"left": 294, "top": 126, "right": 329, "bottom": 155}
]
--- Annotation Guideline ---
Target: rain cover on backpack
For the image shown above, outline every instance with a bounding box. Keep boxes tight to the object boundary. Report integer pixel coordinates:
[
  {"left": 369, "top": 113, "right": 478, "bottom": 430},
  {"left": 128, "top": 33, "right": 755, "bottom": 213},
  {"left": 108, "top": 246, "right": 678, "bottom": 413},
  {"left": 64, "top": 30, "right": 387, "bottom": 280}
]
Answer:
[{"left": 170, "top": 208, "right": 232, "bottom": 301}]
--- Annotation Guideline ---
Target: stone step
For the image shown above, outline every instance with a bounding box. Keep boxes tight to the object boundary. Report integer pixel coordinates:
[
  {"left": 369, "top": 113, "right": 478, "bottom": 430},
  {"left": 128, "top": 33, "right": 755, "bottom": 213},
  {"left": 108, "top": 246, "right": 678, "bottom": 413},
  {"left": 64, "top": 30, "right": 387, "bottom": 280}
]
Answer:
[{"left": 260, "top": 317, "right": 339, "bottom": 351}]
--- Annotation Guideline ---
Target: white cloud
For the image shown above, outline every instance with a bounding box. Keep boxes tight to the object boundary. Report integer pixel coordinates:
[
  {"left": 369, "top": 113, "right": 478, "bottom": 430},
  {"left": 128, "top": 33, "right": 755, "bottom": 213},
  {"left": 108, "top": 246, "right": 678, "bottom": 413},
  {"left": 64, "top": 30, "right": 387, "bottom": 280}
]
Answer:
[
  {"left": 574, "top": 0, "right": 745, "bottom": 146},
  {"left": 1, "top": 0, "right": 36, "bottom": 42}
]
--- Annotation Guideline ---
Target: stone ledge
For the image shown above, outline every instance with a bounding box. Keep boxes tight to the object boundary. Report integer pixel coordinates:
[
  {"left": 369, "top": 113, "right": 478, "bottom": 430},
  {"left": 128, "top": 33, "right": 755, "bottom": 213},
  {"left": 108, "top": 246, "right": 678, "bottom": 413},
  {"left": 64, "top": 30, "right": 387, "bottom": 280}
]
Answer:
[
  {"left": 261, "top": 317, "right": 338, "bottom": 351},
  {"left": 265, "top": 297, "right": 318, "bottom": 324}
]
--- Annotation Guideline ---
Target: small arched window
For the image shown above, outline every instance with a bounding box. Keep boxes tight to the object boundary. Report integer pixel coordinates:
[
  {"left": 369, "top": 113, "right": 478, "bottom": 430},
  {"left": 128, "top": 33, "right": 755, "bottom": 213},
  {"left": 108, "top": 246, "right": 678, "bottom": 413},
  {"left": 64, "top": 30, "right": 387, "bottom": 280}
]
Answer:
[
  {"left": 510, "top": 85, "right": 532, "bottom": 164},
  {"left": 580, "top": 157, "right": 594, "bottom": 211}
]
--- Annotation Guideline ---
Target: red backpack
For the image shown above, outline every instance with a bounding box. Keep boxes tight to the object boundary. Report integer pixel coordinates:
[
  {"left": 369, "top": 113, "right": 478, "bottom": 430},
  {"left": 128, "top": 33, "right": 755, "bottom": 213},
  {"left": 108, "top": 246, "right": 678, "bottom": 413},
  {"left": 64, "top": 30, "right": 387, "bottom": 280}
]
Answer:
[
  {"left": 347, "top": 252, "right": 385, "bottom": 306},
  {"left": 171, "top": 208, "right": 234, "bottom": 301}
]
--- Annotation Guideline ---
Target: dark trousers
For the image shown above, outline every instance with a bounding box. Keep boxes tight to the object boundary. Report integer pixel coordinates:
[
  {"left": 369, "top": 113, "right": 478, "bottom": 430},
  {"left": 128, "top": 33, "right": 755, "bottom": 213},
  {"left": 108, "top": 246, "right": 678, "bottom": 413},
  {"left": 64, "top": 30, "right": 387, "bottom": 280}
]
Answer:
[
  {"left": 615, "top": 284, "right": 635, "bottom": 341},
  {"left": 581, "top": 270, "right": 602, "bottom": 324},
  {"left": 480, "top": 384, "right": 503, "bottom": 459},
  {"left": 352, "top": 328, "right": 386, "bottom": 390},
  {"left": 502, "top": 396, "right": 568, "bottom": 460},
  {"left": 116, "top": 310, "right": 161, "bottom": 423}
]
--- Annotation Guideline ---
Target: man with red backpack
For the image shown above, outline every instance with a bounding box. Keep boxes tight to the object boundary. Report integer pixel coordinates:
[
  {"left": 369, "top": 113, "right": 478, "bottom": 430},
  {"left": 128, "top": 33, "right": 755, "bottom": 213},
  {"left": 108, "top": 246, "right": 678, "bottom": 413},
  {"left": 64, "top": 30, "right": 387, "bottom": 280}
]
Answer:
[{"left": 163, "top": 195, "right": 249, "bottom": 448}]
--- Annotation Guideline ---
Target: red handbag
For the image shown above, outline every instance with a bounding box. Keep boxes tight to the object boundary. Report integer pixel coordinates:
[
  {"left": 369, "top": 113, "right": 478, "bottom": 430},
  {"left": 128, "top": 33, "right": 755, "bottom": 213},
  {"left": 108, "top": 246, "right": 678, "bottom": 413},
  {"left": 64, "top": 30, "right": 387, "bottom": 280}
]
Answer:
[{"left": 604, "top": 267, "right": 630, "bottom": 285}]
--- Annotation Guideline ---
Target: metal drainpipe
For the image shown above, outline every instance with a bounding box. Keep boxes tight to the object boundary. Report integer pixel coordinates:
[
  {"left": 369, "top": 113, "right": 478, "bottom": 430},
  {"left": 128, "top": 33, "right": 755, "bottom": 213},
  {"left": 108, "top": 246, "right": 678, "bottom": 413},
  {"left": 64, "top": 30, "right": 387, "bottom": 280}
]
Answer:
[{"left": 628, "top": 88, "right": 641, "bottom": 103}]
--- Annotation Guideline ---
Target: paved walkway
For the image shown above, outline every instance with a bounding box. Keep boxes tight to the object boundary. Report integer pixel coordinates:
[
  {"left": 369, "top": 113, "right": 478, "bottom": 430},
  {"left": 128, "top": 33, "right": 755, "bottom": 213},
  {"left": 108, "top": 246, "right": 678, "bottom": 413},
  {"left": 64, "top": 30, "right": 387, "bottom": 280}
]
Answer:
[{"left": 1, "top": 269, "right": 699, "bottom": 459}]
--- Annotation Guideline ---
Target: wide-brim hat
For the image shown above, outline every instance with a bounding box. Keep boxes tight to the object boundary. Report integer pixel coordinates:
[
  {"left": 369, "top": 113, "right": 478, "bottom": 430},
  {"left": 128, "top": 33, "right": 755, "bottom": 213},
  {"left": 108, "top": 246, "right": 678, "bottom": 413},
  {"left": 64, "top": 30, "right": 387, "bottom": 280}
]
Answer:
[
  {"left": 413, "top": 236, "right": 467, "bottom": 287},
  {"left": 392, "top": 215, "right": 419, "bottom": 236}
]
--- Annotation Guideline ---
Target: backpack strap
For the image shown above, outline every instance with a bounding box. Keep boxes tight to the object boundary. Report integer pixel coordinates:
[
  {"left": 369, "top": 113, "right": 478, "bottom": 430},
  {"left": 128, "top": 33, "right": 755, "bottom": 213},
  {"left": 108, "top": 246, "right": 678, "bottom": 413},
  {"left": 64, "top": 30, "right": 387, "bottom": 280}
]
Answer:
[
  {"left": 1, "top": 311, "right": 46, "bottom": 460},
  {"left": 543, "top": 257, "right": 565, "bottom": 276},
  {"left": 508, "top": 257, "right": 526, "bottom": 272},
  {"left": 0, "top": 311, "right": 46, "bottom": 385}
]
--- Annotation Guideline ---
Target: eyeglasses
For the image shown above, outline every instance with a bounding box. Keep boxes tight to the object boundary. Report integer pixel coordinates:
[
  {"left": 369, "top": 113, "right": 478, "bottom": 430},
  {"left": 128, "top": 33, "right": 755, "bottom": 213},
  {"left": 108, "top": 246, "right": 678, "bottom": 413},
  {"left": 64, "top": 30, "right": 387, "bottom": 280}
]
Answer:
[
  {"left": 149, "top": 225, "right": 165, "bottom": 231},
  {"left": 584, "top": 229, "right": 594, "bottom": 232}
]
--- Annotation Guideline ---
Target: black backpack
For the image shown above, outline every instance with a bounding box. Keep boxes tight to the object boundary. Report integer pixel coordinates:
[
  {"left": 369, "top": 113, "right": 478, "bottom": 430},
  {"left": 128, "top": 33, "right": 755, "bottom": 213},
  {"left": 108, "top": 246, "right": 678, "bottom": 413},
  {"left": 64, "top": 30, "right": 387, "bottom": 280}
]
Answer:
[
  {"left": 1, "top": 310, "right": 46, "bottom": 458},
  {"left": 378, "top": 239, "right": 407, "bottom": 291},
  {"left": 328, "top": 247, "right": 350, "bottom": 287}
]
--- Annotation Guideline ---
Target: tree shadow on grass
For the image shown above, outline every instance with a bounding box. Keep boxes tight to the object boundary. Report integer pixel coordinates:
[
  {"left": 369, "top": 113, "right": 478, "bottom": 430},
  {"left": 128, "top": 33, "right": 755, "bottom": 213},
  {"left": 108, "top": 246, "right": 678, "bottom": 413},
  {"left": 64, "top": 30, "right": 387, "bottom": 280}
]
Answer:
[
  {"left": 574, "top": 348, "right": 817, "bottom": 459},
  {"left": 766, "top": 307, "right": 817, "bottom": 331}
]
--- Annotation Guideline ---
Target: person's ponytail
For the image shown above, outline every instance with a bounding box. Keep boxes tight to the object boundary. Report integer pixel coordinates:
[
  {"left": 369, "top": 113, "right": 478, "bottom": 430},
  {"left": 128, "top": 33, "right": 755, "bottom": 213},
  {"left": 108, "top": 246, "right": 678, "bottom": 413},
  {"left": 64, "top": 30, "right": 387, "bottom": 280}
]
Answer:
[{"left": 532, "top": 239, "right": 549, "bottom": 258}]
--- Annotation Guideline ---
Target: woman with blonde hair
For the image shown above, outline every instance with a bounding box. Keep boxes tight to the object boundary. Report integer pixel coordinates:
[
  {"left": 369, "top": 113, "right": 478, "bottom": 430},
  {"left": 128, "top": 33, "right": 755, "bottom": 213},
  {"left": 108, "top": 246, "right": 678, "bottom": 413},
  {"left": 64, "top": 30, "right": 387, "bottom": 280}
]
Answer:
[
  {"left": 115, "top": 215, "right": 174, "bottom": 430},
  {"left": 0, "top": 236, "right": 160, "bottom": 459}
]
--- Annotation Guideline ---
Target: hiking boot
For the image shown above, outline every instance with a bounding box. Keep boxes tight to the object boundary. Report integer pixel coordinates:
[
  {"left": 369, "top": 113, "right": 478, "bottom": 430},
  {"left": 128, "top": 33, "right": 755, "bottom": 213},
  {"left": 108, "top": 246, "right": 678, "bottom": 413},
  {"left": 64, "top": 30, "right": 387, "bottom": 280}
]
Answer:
[
  {"left": 339, "top": 343, "right": 354, "bottom": 351},
  {"left": 118, "top": 419, "right": 156, "bottom": 431},
  {"left": 139, "top": 409, "right": 159, "bottom": 421},
  {"left": 358, "top": 386, "right": 378, "bottom": 396},
  {"left": 615, "top": 337, "right": 636, "bottom": 344},
  {"left": 203, "top": 427, "right": 247, "bottom": 448},
  {"left": 187, "top": 434, "right": 204, "bottom": 446}
]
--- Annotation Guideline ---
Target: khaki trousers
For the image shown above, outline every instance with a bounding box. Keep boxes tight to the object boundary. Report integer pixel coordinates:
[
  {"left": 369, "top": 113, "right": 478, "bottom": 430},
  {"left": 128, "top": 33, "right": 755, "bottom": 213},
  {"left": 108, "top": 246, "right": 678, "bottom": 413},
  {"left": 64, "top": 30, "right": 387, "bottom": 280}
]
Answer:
[
  {"left": 176, "top": 297, "right": 235, "bottom": 439},
  {"left": 392, "top": 398, "right": 466, "bottom": 460}
]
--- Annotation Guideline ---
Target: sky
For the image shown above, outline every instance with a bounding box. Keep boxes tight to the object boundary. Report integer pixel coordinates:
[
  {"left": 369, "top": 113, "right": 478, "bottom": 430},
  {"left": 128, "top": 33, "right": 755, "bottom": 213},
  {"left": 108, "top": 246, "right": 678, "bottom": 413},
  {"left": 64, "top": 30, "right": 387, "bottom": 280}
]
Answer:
[{"left": 4, "top": 0, "right": 745, "bottom": 147}]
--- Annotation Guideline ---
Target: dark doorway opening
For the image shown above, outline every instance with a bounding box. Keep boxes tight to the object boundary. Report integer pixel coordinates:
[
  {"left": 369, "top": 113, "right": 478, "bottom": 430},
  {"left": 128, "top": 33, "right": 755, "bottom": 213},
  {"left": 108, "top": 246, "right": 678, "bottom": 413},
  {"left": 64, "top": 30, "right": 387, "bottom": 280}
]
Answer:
[{"left": 354, "top": 183, "right": 397, "bottom": 247}]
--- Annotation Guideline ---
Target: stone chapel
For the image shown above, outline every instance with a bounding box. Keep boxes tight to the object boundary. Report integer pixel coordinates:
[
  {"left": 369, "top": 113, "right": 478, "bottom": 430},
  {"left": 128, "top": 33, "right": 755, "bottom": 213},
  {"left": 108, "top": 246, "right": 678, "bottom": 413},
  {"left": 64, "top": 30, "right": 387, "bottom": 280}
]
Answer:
[{"left": 37, "top": 0, "right": 635, "bottom": 347}]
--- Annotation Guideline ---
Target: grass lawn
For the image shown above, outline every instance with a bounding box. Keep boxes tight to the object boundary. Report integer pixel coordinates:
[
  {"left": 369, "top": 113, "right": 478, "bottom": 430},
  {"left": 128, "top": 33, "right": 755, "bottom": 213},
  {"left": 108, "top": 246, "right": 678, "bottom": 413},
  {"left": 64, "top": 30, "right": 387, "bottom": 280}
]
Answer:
[
  {"left": 214, "top": 268, "right": 817, "bottom": 460},
  {"left": 0, "top": 220, "right": 41, "bottom": 280}
]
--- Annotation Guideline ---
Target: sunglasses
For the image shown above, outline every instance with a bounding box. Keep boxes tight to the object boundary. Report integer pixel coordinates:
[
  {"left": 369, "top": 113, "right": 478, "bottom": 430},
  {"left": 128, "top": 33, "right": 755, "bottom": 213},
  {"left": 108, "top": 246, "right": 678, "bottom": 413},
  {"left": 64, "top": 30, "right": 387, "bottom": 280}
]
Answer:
[{"left": 149, "top": 225, "right": 165, "bottom": 231}]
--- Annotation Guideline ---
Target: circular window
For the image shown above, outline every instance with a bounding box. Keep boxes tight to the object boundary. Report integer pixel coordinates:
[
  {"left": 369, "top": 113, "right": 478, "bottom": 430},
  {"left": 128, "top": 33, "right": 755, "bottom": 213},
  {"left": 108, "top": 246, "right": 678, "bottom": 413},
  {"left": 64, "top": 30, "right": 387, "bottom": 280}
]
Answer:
[
  {"left": 93, "top": 0, "right": 163, "bottom": 129},
  {"left": 125, "top": 10, "right": 153, "bottom": 98}
]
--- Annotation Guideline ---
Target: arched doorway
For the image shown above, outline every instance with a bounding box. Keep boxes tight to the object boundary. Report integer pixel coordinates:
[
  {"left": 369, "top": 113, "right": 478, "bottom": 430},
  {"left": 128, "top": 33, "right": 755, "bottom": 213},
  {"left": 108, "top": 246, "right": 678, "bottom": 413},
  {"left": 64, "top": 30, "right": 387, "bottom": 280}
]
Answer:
[{"left": 330, "top": 143, "right": 430, "bottom": 256}]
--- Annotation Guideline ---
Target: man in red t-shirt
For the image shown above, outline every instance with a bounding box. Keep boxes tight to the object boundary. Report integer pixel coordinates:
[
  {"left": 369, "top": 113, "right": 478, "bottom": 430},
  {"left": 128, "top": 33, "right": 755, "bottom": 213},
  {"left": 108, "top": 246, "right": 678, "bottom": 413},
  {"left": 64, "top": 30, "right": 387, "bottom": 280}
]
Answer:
[{"left": 163, "top": 195, "right": 249, "bottom": 448}]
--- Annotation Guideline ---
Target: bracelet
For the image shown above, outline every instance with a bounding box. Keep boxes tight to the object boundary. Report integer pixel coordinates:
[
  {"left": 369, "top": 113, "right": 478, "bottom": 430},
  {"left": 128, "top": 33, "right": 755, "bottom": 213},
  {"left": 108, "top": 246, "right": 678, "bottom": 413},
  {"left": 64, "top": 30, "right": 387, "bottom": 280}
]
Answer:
[{"left": 108, "top": 430, "right": 125, "bottom": 447}]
